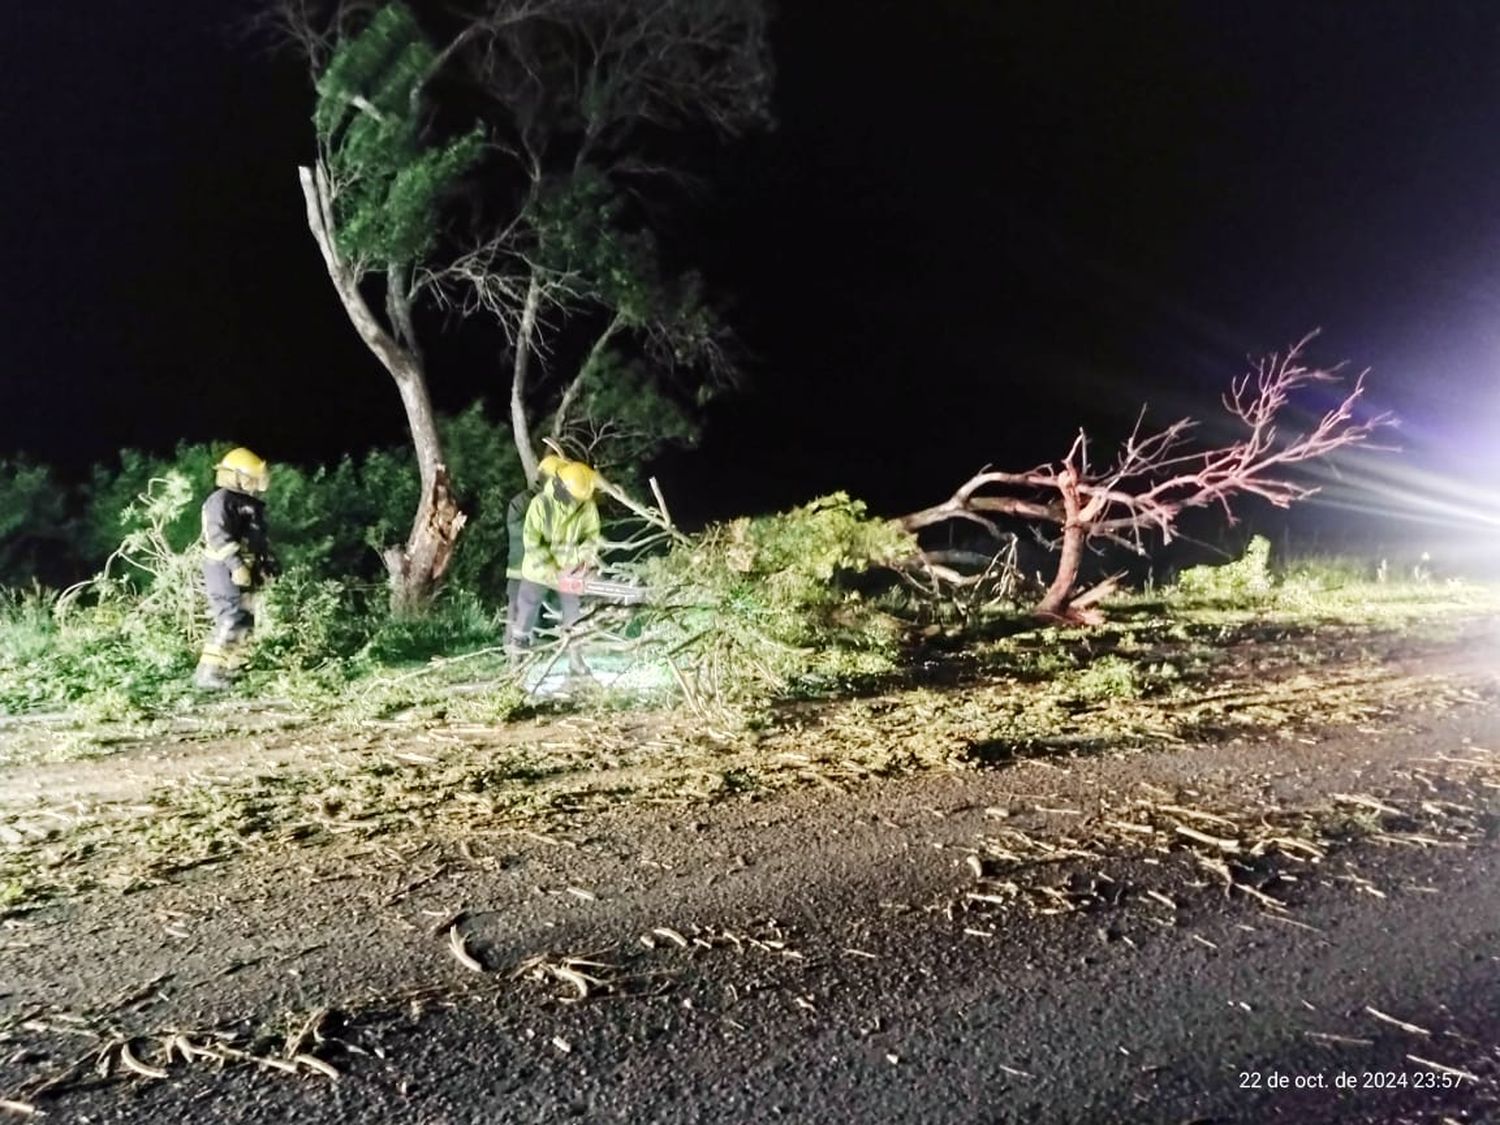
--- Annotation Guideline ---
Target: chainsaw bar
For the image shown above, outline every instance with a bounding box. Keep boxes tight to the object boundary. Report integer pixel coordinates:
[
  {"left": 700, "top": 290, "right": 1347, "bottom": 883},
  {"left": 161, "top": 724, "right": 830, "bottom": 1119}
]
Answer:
[{"left": 579, "top": 578, "right": 651, "bottom": 603}]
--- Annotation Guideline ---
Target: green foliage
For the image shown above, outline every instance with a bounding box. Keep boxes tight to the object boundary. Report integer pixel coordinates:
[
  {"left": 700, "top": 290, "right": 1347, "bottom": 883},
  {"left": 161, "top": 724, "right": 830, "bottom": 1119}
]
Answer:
[
  {"left": 437, "top": 404, "right": 527, "bottom": 596},
  {"left": 532, "top": 171, "right": 732, "bottom": 469},
  {"left": 252, "top": 564, "right": 365, "bottom": 672},
  {"left": 66, "top": 407, "right": 521, "bottom": 598},
  {"left": 531, "top": 171, "right": 661, "bottom": 323},
  {"left": 267, "top": 448, "right": 420, "bottom": 580},
  {"left": 359, "top": 585, "right": 499, "bottom": 666},
  {"left": 0, "top": 585, "right": 63, "bottom": 672},
  {"left": 82, "top": 444, "right": 219, "bottom": 565},
  {"left": 1070, "top": 655, "right": 1141, "bottom": 702},
  {"left": 1172, "top": 535, "right": 1274, "bottom": 602},
  {"left": 1276, "top": 554, "right": 1376, "bottom": 591},
  {"left": 0, "top": 477, "right": 203, "bottom": 718},
  {"left": 315, "top": 3, "right": 483, "bottom": 266},
  {"left": 0, "top": 460, "right": 74, "bottom": 584},
  {"left": 0, "top": 399, "right": 531, "bottom": 719},
  {"left": 79, "top": 443, "right": 422, "bottom": 587},
  {"left": 0, "top": 430, "right": 523, "bottom": 718},
  {"left": 94, "top": 473, "right": 204, "bottom": 633},
  {"left": 564, "top": 352, "right": 704, "bottom": 475},
  {"left": 633, "top": 494, "right": 916, "bottom": 704}
]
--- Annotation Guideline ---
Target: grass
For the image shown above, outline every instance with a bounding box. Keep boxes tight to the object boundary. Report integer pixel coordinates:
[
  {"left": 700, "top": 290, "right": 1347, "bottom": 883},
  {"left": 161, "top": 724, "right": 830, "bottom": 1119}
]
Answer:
[
  {"left": 3, "top": 579, "right": 1497, "bottom": 917},
  {"left": 2, "top": 564, "right": 1500, "bottom": 918}
]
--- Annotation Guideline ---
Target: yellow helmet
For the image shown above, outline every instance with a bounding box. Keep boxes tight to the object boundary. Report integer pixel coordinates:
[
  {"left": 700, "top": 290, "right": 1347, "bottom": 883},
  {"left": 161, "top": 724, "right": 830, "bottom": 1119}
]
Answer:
[
  {"left": 556, "top": 461, "right": 599, "bottom": 502},
  {"left": 537, "top": 453, "right": 565, "bottom": 480},
  {"left": 215, "top": 447, "right": 269, "bottom": 495}
]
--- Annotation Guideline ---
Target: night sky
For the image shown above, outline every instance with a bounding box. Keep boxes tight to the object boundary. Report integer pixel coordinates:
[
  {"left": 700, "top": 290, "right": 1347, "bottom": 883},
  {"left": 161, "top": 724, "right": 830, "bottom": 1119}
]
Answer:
[{"left": 4, "top": 1, "right": 1500, "bottom": 549}]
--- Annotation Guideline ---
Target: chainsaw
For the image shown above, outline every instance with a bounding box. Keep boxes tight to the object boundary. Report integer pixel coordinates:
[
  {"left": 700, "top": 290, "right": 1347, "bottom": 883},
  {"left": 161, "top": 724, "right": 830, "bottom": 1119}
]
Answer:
[{"left": 557, "top": 573, "right": 651, "bottom": 603}]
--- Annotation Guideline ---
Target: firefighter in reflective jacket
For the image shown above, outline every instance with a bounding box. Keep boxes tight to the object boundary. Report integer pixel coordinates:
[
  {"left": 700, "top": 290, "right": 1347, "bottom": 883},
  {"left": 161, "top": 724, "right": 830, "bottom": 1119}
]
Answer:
[
  {"left": 194, "top": 447, "right": 278, "bottom": 690},
  {"left": 506, "top": 461, "right": 602, "bottom": 666},
  {"left": 503, "top": 453, "right": 565, "bottom": 649}
]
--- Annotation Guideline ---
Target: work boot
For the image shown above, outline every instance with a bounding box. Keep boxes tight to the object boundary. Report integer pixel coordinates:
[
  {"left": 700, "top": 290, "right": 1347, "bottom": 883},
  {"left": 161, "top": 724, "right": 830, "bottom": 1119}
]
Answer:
[{"left": 193, "top": 663, "right": 232, "bottom": 691}]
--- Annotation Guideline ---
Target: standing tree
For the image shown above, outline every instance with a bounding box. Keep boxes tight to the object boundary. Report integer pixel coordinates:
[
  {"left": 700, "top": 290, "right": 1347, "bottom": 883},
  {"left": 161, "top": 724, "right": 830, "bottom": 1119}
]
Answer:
[
  {"left": 900, "top": 335, "right": 1394, "bottom": 623},
  {"left": 426, "top": 0, "right": 773, "bottom": 482},
  {"left": 277, "top": 0, "right": 772, "bottom": 612},
  {"left": 295, "top": 4, "right": 483, "bottom": 612}
]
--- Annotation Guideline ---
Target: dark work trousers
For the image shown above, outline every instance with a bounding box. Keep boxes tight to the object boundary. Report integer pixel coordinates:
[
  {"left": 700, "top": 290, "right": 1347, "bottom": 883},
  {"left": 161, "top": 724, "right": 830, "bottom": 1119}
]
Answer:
[
  {"left": 507, "top": 579, "right": 584, "bottom": 672},
  {"left": 504, "top": 579, "right": 522, "bottom": 651},
  {"left": 197, "top": 563, "right": 257, "bottom": 680}
]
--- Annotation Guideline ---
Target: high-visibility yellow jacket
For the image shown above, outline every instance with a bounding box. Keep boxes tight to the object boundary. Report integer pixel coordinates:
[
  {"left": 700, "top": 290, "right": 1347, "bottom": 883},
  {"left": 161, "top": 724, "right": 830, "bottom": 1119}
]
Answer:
[{"left": 521, "top": 479, "right": 601, "bottom": 586}]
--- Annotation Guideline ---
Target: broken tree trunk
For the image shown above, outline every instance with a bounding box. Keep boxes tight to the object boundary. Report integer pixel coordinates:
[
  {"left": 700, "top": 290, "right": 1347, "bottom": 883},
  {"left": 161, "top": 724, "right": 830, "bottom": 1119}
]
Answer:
[
  {"left": 1033, "top": 466, "right": 1085, "bottom": 619},
  {"left": 299, "top": 161, "right": 466, "bottom": 614}
]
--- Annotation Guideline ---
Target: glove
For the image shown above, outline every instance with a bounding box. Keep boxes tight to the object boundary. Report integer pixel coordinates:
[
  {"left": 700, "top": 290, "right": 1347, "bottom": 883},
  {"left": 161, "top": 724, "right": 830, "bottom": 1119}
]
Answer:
[
  {"left": 557, "top": 571, "right": 586, "bottom": 595},
  {"left": 230, "top": 564, "right": 253, "bottom": 589}
]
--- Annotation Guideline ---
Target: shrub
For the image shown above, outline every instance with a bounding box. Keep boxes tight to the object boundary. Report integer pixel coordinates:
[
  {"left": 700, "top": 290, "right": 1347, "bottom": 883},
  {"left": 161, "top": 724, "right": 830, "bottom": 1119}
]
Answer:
[
  {"left": 360, "top": 585, "right": 501, "bottom": 665},
  {"left": 1070, "top": 654, "right": 1141, "bottom": 702},
  {"left": 1276, "top": 554, "right": 1375, "bottom": 591},
  {"left": 81, "top": 444, "right": 220, "bottom": 567},
  {"left": 0, "top": 460, "right": 78, "bottom": 586},
  {"left": 252, "top": 564, "right": 368, "bottom": 673},
  {"left": 1172, "top": 535, "right": 1274, "bottom": 602},
  {"left": 0, "top": 475, "right": 205, "bottom": 717}
]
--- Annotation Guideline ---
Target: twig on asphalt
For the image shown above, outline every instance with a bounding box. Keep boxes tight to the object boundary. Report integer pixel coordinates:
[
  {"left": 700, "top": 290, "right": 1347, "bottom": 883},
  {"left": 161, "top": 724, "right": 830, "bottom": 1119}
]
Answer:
[
  {"left": 1405, "top": 1055, "right": 1479, "bottom": 1083},
  {"left": 1365, "top": 1006, "right": 1431, "bottom": 1037},
  {"left": 447, "top": 925, "right": 485, "bottom": 973},
  {"left": 1303, "top": 1031, "right": 1373, "bottom": 1047}
]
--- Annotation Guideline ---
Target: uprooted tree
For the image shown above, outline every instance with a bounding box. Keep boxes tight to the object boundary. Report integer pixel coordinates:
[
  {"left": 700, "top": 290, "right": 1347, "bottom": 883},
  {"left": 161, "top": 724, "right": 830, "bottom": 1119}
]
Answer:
[{"left": 899, "top": 335, "right": 1394, "bottom": 623}]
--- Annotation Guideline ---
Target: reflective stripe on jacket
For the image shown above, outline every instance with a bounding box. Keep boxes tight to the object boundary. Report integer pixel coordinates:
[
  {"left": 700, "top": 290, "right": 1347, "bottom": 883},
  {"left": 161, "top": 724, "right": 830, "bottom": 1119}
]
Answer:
[{"left": 201, "top": 488, "right": 272, "bottom": 583}]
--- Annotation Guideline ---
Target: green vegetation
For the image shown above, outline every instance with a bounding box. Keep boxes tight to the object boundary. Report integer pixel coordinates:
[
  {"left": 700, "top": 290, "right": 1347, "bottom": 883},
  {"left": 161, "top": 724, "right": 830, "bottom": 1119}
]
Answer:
[
  {"left": 625, "top": 494, "right": 916, "bottom": 707},
  {"left": 0, "top": 408, "right": 525, "bottom": 720},
  {"left": 0, "top": 432, "right": 919, "bottom": 724},
  {"left": 3, "top": 464, "right": 1495, "bottom": 918},
  {"left": 1172, "top": 534, "right": 1275, "bottom": 601},
  {"left": 3, "top": 596, "right": 1492, "bottom": 914},
  {"left": 2, "top": 436, "right": 1495, "bottom": 745},
  {"left": 314, "top": 3, "right": 484, "bottom": 268}
]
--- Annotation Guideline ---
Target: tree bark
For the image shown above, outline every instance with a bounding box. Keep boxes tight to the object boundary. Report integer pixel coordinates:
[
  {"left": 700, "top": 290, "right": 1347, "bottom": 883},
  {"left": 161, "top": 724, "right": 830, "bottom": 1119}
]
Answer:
[
  {"left": 385, "top": 261, "right": 424, "bottom": 364},
  {"left": 551, "top": 312, "right": 624, "bottom": 440},
  {"left": 299, "top": 163, "right": 465, "bottom": 614},
  {"left": 510, "top": 273, "right": 543, "bottom": 484},
  {"left": 1034, "top": 466, "right": 1084, "bottom": 620}
]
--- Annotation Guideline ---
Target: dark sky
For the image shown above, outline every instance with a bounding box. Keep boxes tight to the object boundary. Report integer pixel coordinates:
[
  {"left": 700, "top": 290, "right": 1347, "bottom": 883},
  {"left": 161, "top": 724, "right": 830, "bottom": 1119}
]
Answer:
[{"left": 4, "top": 1, "right": 1500, "bottom": 544}]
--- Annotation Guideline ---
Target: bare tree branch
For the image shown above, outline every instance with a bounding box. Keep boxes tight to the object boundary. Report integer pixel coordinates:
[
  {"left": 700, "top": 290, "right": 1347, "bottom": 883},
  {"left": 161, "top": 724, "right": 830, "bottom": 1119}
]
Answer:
[{"left": 899, "top": 336, "right": 1396, "bottom": 623}]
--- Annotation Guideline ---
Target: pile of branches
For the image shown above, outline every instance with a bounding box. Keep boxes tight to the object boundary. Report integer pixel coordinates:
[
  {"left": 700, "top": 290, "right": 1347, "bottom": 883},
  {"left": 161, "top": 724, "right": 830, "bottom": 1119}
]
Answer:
[{"left": 540, "top": 491, "right": 914, "bottom": 717}]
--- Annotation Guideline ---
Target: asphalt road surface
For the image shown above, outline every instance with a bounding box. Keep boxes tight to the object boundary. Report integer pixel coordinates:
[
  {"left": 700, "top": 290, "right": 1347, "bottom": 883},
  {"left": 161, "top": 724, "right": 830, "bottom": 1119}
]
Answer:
[{"left": 4, "top": 696, "right": 1499, "bottom": 1124}]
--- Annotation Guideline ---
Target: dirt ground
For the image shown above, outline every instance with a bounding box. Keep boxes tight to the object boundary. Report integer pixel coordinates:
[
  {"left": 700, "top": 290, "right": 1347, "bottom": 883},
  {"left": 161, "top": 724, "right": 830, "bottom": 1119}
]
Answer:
[{"left": 2, "top": 616, "right": 1499, "bottom": 1121}]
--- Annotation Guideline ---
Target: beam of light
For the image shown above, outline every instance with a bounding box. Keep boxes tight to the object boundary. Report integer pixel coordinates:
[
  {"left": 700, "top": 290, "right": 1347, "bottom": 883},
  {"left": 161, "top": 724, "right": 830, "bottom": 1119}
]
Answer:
[
  {"left": 1288, "top": 448, "right": 1500, "bottom": 577},
  {"left": 1300, "top": 452, "right": 1500, "bottom": 534}
]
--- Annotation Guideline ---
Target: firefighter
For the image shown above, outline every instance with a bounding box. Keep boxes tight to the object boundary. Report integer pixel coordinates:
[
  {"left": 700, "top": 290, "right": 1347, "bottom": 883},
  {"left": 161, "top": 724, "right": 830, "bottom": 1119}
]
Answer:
[
  {"left": 194, "top": 447, "right": 278, "bottom": 691},
  {"left": 506, "top": 460, "right": 602, "bottom": 667},
  {"left": 504, "top": 453, "right": 565, "bottom": 649}
]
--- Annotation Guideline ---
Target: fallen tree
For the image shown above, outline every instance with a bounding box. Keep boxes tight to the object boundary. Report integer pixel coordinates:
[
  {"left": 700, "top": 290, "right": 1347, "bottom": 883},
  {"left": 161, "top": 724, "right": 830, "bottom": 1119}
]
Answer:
[{"left": 900, "top": 335, "right": 1394, "bottom": 623}]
